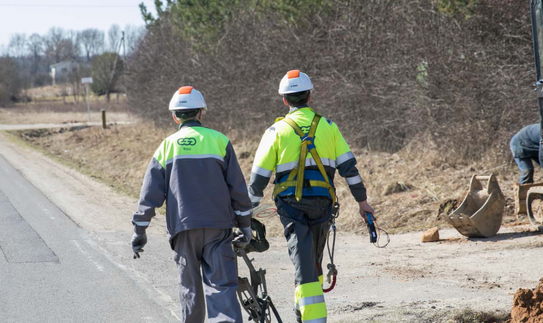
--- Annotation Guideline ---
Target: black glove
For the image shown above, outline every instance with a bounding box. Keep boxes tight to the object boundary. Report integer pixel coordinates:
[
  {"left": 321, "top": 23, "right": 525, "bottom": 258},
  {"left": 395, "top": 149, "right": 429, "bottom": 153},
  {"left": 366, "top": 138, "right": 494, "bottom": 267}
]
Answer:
[
  {"left": 131, "top": 226, "right": 147, "bottom": 259},
  {"left": 233, "top": 227, "right": 252, "bottom": 249}
]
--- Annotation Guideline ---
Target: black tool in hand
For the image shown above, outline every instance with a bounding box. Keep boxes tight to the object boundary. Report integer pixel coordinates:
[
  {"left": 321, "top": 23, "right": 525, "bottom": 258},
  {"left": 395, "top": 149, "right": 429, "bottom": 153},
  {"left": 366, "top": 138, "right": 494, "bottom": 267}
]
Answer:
[{"left": 366, "top": 212, "right": 377, "bottom": 243}]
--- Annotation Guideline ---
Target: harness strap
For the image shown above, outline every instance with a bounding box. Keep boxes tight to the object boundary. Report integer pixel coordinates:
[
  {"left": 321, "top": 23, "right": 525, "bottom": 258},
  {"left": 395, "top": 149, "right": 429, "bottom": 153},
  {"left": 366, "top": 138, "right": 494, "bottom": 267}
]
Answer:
[{"left": 273, "top": 113, "right": 336, "bottom": 203}]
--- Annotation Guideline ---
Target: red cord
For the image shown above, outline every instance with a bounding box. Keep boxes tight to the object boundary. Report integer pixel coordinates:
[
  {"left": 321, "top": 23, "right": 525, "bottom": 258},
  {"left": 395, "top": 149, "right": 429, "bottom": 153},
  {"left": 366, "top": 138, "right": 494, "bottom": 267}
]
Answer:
[{"left": 323, "top": 275, "right": 336, "bottom": 293}]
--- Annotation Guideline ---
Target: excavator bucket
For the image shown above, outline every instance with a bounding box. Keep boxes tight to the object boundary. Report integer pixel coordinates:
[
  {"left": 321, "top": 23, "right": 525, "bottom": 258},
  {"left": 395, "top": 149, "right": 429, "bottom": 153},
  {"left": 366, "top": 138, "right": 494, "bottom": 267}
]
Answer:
[
  {"left": 526, "top": 186, "right": 543, "bottom": 226},
  {"left": 514, "top": 182, "right": 543, "bottom": 216},
  {"left": 446, "top": 174, "right": 505, "bottom": 238}
]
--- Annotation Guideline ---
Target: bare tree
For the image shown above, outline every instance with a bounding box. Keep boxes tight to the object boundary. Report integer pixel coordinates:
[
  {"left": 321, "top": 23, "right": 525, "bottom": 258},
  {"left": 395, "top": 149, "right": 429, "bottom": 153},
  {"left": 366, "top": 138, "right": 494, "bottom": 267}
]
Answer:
[
  {"left": 44, "top": 27, "right": 65, "bottom": 63},
  {"left": 107, "top": 24, "right": 122, "bottom": 52},
  {"left": 124, "top": 25, "right": 146, "bottom": 55},
  {"left": 66, "top": 30, "right": 81, "bottom": 59},
  {"left": 8, "top": 33, "right": 27, "bottom": 58},
  {"left": 78, "top": 29, "right": 105, "bottom": 62},
  {"left": 27, "top": 34, "right": 43, "bottom": 77},
  {"left": 44, "top": 27, "right": 75, "bottom": 63},
  {"left": 45, "top": 27, "right": 62, "bottom": 63},
  {"left": 9, "top": 33, "right": 31, "bottom": 104}
]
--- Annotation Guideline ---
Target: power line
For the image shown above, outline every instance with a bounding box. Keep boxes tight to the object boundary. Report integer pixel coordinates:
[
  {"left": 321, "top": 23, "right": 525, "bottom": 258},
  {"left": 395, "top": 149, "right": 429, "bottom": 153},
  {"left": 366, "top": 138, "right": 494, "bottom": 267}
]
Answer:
[{"left": 0, "top": 4, "right": 137, "bottom": 8}]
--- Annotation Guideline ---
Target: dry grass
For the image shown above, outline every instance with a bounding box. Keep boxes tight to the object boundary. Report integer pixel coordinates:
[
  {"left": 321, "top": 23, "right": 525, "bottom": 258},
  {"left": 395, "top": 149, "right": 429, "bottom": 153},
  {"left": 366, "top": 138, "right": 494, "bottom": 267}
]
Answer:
[
  {"left": 0, "top": 101, "right": 133, "bottom": 125},
  {"left": 22, "top": 84, "right": 127, "bottom": 104},
  {"left": 26, "top": 85, "right": 66, "bottom": 99},
  {"left": 445, "top": 308, "right": 510, "bottom": 323},
  {"left": 1, "top": 105, "right": 529, "bottom": 238}
]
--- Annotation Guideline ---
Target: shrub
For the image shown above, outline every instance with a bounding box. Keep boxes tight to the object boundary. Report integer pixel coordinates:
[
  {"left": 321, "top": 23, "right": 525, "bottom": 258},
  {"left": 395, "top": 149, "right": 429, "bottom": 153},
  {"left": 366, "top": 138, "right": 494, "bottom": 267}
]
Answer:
[
  {"left": 0, "top": 57, "right": 21, "bottom": 106},
  {"left": 128, "top": 0, "right": 534, "bottom": 164}
]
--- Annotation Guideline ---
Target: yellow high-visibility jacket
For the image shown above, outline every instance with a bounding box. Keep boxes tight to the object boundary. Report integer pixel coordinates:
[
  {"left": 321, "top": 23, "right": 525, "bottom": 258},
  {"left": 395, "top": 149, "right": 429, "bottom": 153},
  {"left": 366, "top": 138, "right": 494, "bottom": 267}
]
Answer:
[{"left": 248, "top": 106, "right": 366, "bottom": 205}]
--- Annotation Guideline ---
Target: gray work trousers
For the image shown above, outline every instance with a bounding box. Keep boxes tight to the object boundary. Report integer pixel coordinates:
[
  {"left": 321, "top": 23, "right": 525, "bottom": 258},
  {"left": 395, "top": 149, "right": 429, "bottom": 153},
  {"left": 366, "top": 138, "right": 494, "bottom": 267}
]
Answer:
[
  {"left": 276, "top": 196, "right": 332, "bottom": 323},
  {"left": 172, "top": 228, "right": 242, "bottom": 323}
]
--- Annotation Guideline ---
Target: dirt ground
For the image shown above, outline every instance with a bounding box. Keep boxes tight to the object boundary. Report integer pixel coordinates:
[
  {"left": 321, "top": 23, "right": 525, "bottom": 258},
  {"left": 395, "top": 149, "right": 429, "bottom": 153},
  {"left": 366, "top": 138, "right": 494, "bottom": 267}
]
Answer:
[
  {"left": 0, "top": 122, "right": 526, "bottom": 236},
  {"left": 1, "top": 127, "right": 543, "bottom": 322}
]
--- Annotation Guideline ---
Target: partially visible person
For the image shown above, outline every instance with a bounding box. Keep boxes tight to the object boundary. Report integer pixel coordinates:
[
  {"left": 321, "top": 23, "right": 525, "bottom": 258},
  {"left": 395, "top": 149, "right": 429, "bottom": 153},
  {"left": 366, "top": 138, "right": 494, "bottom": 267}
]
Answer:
[
  {"left": 130, "top": 86, "right": 252, "bottom": 323},
  {"left": 510, "top": 123, "right": 541, "bottom": 184}
]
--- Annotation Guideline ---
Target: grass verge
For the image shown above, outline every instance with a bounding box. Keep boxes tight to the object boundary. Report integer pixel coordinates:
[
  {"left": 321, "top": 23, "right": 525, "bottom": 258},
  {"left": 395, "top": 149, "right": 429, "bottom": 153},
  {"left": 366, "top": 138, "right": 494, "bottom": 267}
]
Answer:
[{"left": 3, "top": 124, "right": 527, "bottom": 238}]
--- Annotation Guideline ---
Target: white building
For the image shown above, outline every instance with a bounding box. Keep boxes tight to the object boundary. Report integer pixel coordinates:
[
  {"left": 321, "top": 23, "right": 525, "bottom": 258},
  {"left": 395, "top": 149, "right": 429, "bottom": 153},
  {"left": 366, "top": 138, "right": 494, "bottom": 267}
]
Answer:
[{"left": 49, "top": 61, "right": 79, "bottom": 85}]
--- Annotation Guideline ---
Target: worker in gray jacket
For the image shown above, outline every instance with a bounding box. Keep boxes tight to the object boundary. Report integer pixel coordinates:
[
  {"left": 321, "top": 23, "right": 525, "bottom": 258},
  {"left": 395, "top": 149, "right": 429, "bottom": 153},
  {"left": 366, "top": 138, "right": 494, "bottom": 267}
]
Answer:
[
  {"left": 131, "top": 86, "right": 253, "bottom": 323},
  {"left": 510, "top": 123, "right": 541, "bottom": 184}
]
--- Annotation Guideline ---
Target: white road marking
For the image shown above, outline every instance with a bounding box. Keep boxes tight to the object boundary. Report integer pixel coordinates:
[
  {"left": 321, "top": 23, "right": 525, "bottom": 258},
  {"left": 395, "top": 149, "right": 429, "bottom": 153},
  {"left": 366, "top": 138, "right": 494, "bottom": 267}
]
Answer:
[{"left": 72, "top": 240, "right": 104, "bottom": 272}]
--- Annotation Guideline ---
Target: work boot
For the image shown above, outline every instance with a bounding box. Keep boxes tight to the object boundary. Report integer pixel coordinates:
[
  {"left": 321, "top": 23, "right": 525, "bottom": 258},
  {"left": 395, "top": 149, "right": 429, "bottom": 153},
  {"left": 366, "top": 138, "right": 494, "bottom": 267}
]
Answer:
[{"left": 521, "top": 168, "right": 534, "bottom": 184}]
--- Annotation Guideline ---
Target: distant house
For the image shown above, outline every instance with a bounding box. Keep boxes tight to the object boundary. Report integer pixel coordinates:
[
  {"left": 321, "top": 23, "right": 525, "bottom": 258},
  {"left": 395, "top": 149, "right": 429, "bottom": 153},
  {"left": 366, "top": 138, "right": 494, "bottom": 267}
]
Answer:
[{"left": 49, "top": 60, "right": 79, "bottom": 85}]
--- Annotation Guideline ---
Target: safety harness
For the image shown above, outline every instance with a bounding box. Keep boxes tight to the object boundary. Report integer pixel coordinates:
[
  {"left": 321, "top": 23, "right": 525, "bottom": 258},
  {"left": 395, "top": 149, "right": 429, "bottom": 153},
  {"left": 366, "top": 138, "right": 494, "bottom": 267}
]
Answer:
[
  {"left": 272, "top": 112, "right": 339, "bottom": 292},
  {"left": 272, "top": 113, "right": 336, "bottom": 204}
]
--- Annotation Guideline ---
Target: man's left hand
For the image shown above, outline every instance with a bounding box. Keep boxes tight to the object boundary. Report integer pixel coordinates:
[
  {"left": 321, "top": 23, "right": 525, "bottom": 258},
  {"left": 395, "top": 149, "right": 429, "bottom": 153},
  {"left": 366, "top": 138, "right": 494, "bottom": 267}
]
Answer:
[{"left": 131, "top": 232, "right": 147, "bottom": 259}]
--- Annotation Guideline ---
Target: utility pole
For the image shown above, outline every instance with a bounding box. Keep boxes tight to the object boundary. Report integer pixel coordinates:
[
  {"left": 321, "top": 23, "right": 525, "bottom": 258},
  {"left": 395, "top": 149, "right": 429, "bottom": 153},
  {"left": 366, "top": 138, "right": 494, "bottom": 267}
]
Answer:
[
  {"left": 81, "top": 77, "right": 93, "bottom": 122},
  {"left": 105, "top": 33, "right": 125, "bottom": 102},
  {"left": 122, "top": 31, "right": 128, "bottom": 98}
]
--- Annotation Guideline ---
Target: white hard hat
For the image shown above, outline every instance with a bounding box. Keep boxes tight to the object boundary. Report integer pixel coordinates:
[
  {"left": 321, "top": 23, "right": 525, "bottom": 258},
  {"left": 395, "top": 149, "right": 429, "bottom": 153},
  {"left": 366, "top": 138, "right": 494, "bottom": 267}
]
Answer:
[
  {"left": 278, "top": 70, "right": 313, "bottom": 95},
  {"left": 169, "top": 86, "right": 207, "bottom": 111}
]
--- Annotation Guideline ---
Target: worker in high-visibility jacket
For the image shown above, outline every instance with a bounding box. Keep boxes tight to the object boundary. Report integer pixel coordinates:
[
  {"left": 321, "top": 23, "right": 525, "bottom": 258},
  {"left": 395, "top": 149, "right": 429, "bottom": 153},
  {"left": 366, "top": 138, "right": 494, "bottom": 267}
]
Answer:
[
  {"left": 131, "top": 86, "right": 253, "bottom": 323},
  {"left": 248, "top": 70, "right": 375, "bottom": 323}
]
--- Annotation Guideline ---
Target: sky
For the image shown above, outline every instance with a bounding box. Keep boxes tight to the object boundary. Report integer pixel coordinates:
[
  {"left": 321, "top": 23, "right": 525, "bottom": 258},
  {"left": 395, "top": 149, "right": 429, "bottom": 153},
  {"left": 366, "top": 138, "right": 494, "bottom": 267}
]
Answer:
[{"left": 0, "top": 0, "right": 157, "bottom": 50}]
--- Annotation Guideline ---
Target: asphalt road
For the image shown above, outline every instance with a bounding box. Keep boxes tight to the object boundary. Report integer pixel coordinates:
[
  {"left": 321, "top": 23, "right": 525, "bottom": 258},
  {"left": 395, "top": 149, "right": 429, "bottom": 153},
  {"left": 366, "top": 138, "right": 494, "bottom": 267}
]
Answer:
[{"left": 0, "top": 154, "right": 178, "bottom": 323}]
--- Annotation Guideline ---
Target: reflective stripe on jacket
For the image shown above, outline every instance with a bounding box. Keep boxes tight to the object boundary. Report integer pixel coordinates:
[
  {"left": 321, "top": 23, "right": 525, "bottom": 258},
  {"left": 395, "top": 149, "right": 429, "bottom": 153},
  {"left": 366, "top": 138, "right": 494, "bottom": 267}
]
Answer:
[
  {"left": 248, "top": 106, "right": 366, "bottom": 204},
  {"left": 132, "top": 120, "right": 252, "bottom": 243}
]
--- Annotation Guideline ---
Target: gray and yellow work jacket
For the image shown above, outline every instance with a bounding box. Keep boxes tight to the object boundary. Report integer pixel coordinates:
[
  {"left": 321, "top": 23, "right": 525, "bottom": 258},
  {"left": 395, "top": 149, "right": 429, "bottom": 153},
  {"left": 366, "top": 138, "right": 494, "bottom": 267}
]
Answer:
[
  {"left": 132, "top": 120, "right": 252, "bottom": 245},
  {"left": 248, "top": 106, "right": 367, "bottom": 205}
]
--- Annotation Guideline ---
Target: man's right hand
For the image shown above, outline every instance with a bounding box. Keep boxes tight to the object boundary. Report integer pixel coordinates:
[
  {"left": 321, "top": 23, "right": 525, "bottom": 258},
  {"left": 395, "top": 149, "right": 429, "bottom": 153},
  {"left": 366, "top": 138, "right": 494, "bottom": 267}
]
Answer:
[
  {"left": 233, "top": 227, "right": 252, "bottom": 249},
  {"left": 131, "top": 231, "right": 147, "bottom": 259},
  {"left": 358, "top": 200, "right": 375, "bottom": 223}
]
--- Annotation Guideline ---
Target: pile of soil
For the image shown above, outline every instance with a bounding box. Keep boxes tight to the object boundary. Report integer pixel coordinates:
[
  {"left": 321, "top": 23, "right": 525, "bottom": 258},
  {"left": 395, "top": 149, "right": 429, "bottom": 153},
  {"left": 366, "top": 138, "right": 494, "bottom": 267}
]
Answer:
[{"left": 510, "top": 277, "right": 543, "bottom": 323}]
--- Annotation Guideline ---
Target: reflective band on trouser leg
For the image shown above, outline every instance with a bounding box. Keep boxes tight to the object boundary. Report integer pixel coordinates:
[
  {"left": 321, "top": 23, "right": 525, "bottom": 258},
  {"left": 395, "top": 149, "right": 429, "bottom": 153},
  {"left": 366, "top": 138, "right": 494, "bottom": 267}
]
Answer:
[{"left": 295, "top": 281, "right": 327, "bottom": 322}]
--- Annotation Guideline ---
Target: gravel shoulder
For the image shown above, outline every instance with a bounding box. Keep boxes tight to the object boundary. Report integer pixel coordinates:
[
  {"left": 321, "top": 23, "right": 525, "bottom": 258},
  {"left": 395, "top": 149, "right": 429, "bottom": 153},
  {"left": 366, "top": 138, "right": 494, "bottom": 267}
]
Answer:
[{"left": 1, "top": 130, "right": 541, "bottom": 322}]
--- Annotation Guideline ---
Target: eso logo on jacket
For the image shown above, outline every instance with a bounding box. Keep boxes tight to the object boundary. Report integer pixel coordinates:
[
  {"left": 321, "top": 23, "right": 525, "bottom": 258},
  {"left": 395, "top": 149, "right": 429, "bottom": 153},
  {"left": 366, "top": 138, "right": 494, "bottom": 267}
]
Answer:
[{"left": 177, "top": 137, "right": 197, "bottom": 146}]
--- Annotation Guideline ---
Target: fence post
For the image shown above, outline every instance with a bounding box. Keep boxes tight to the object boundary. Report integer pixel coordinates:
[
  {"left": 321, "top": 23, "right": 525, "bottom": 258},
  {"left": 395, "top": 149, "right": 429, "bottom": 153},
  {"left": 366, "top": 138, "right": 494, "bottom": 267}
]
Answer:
[{"left": 101, "top": 109, "right": 106, "bottom": 129}]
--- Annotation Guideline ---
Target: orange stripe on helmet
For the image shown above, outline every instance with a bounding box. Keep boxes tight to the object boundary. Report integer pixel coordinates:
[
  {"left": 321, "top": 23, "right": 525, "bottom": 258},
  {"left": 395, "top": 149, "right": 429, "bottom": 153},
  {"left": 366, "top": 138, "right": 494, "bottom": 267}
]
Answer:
[
  {"left": 287, "top": 70, "right": 300, "bottom": 79},
  {"left": 178, "top": 86, "right": 193, "bottom": 94}
]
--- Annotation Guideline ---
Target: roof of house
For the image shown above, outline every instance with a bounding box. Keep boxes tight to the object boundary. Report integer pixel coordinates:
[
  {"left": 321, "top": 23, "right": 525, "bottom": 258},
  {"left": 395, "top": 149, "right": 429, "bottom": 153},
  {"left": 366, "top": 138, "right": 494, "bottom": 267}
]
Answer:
[{"left": 50, "top": 60, "right": 78, "bottom": 68}]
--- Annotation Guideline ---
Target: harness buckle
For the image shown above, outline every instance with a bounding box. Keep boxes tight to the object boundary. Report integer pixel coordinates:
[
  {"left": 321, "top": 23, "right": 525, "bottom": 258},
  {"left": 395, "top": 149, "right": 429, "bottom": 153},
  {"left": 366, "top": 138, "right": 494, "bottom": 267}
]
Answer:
[
  {"left": 331, "top": 202, "right": 340, "bottom": 218},
  {"left": 303, "top": 179, "right": 312, "bottom": 193}
]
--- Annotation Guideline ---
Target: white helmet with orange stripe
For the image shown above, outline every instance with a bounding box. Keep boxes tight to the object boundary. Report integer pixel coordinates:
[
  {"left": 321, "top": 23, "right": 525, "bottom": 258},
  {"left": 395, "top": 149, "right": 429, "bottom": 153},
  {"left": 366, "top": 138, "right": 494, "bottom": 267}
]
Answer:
[
  {"left": 278, "top": 70, "right": 313, "bottom": 95},
  {"left": 169, "top": 86, "right": 207, "bottom": 111}
]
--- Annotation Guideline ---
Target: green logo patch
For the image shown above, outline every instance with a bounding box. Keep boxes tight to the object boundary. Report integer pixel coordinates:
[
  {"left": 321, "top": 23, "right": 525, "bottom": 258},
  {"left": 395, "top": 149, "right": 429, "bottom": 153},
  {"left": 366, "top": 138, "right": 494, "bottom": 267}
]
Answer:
[{"left": 177, "top": 137, "right": 197, "bottom": 146}]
